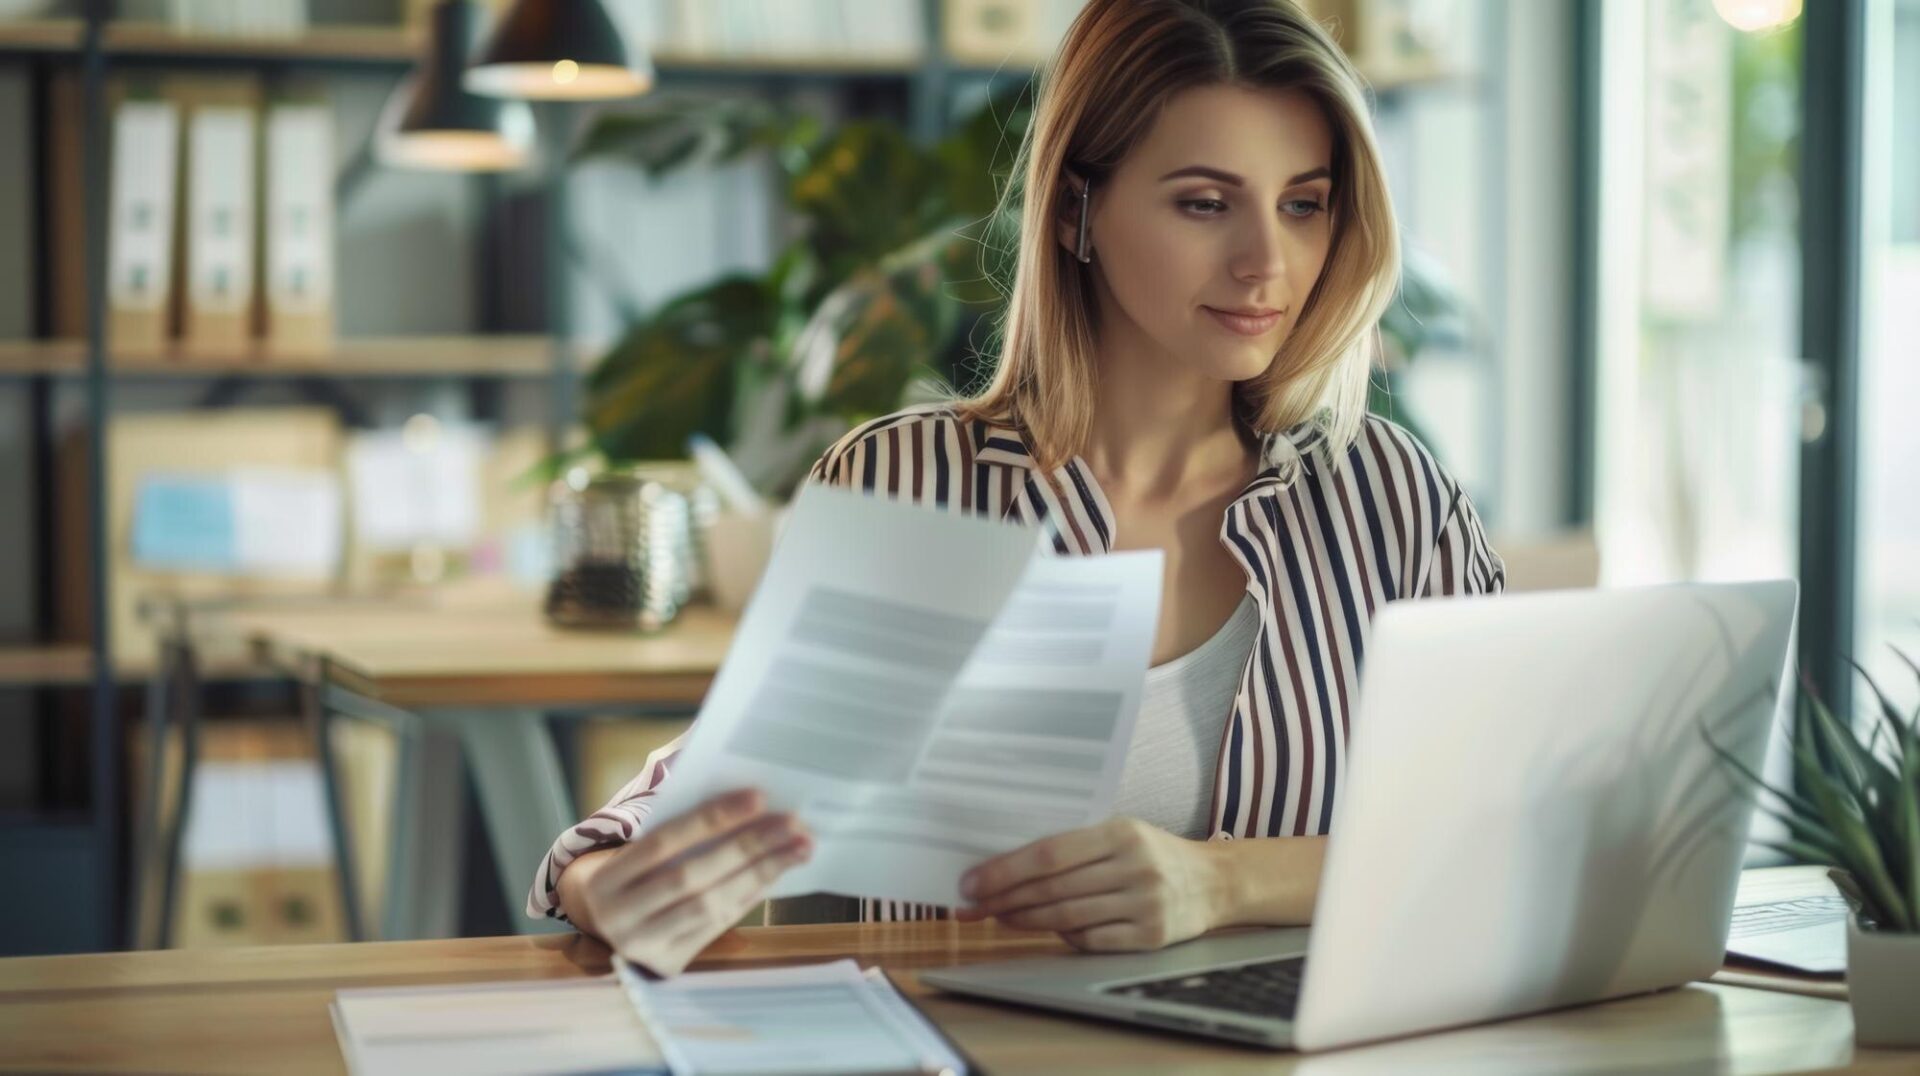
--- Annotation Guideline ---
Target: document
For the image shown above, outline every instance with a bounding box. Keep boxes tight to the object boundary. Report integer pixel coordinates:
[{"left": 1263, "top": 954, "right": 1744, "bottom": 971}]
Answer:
[
  {"left": 646, "top": 482, "right": 1163, "bottom": 907},
  {"left": 331, "top": 977, "right": 666, "bottom": 1076},
  {"left": 616, "top": 957, "right": 969, "bottom": 1076},
  {"left": 332, "top": 959, "right": 970, "bottom": 1076}
]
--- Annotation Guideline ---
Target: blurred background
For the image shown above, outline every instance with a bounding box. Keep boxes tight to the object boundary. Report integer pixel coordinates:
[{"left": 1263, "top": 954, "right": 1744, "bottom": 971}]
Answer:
[{"left": 0, "top": 0, "right": 1912, "bottom": 956}]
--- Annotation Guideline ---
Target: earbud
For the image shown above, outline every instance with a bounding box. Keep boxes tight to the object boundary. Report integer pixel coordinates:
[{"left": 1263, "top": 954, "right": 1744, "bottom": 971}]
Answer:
[{"left": 1075, "top": 177, "right": 1094, "bottom": 263}]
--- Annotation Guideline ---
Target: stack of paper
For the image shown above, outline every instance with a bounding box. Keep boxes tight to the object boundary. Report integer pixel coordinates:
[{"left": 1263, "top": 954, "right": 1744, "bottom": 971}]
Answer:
[
  {"left": 616, "top": 958, "right": 969, "bottom": 1076},
  {"left": 333, "top": 959, "right": 971, "bottom": 1076}
]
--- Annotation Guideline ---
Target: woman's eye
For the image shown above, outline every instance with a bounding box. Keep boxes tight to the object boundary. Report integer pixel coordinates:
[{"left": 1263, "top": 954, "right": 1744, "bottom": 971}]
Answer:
[{"left": 1179, "top": 198, "right": 1325, "bottom": 219}]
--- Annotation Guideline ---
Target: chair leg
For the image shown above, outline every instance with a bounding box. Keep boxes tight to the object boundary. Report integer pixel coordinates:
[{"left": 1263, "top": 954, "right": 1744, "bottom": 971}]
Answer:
[
  {"left": 129, "top": 638, "right": 176, "bottom": 949},
  {"left": 452, "top": 710, "right": 574, "bottom": 935},
  {"left": 304, "top": 663, "right": 365, "bottom": 942},
  {"left": 155, "top": 642, "right": 202, "bottom": 951}
]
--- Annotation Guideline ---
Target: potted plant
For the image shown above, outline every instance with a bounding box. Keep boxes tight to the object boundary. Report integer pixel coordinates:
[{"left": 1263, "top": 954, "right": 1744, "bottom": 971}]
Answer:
[
  {"left": 552, "top": 83, "right": 1031, "bottom": 499},
  {"left": 1707, "top": 648, "right": 1920, "bottom": 1047}
]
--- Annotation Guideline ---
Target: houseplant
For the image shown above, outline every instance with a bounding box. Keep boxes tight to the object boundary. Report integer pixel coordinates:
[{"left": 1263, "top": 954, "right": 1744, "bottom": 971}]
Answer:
[
  {"left": 563, "top": 82, "right": 1469, "bottom": 495},
  {"left": 1706, "top": 648, "right": 1920, "bottom": 1047}
]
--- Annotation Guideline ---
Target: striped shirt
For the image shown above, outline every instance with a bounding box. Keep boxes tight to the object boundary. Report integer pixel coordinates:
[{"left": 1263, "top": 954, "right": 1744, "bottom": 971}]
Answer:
[{"left": 527, "top": 403, "right": 1505, "bottom": 924}]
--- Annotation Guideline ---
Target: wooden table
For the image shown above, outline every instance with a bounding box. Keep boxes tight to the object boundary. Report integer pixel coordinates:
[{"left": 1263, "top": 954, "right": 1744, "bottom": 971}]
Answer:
[
  {"left": 196, "top": 583, "right": 736, "bottom": 710},
  {"left": 1, "top": 922, "right": 1909, "bottom": 1075},
  {"left": 148, "top": 586, "right": 736, "bottom": 946}
]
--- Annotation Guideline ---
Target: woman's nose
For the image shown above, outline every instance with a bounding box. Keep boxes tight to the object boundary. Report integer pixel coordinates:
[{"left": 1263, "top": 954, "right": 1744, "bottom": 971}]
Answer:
[{"left": 1230, "top": 215, "right": 1291, "bottom": 288}]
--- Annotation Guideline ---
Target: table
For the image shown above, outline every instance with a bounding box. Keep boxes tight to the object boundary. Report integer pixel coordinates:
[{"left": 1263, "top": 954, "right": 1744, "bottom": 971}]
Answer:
[
  {"left": 1, "top": 921, "right": 1909, "bottom": 1074},
  {"left": 144, "top": 585, "right": 735, "bottom": 947}
]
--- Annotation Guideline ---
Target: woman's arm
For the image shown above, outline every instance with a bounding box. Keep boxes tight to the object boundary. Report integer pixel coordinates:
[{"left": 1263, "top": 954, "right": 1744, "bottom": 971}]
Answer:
[
  {"left": 959, "top": 818, "right": 1328, "bottom": 950},
  {"left": 553, "top": 845, "right": 621, "bottom": 942},
  {"left": 1207, "top": 834, "right": 1327, "bottom": 928}
]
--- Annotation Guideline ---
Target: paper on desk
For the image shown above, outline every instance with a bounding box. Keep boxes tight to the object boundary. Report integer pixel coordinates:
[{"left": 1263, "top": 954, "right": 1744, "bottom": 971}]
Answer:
[
  {"left": 646, "top": 482, "right": 1163, "bottom": 908},
  {"left": 331, "top": 976, "right": 666, "bottom": 1076},
  {"left": 615, "top": 956, "right": 967, "bottom": 1076}
]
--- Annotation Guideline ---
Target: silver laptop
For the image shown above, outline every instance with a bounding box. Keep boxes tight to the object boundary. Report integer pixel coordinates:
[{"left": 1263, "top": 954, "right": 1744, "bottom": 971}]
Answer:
[{"left": 921, "top": 580, "right": 1799, "bottom": 1052}]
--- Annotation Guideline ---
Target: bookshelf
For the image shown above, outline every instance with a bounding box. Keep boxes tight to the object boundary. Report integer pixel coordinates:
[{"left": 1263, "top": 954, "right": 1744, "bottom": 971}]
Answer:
[{"left": 0, "top": 1, "right": 1001, "bottom": 957}]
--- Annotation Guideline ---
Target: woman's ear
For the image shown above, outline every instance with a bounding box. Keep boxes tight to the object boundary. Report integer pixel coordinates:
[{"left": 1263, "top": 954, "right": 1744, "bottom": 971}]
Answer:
[{"left": 1055, "top": 169, "right": 1091, "bottom": 261}]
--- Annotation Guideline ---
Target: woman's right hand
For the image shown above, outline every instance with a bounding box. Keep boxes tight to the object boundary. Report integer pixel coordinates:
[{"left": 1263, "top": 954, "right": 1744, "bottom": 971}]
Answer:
[{"left": 563, "top": 788, "right": 812, "bottom": 976}]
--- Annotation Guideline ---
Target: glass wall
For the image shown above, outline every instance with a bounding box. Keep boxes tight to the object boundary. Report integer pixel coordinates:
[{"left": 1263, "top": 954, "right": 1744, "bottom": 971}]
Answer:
[
  {"left": 1855, "top": 0, "right": 1920, "bottom": 715},
  {"left": 1592, "top": 0, "right": 1806, "bottom": 590}
]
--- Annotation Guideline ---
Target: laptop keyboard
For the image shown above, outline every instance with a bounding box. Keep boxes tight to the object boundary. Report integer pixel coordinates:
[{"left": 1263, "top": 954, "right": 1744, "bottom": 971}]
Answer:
[
  {"left": 1104, "top": 956, "right": 1307, "bottom": 1019},
  {"left": 1729, "top": 895, "right": 1849, "bottom": 938}
]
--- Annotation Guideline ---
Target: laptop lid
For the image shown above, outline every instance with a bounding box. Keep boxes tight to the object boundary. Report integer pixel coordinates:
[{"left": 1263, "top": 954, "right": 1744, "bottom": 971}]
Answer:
[{"left": 1292, "top": 580, "right": 1797, "bottom": 1052}]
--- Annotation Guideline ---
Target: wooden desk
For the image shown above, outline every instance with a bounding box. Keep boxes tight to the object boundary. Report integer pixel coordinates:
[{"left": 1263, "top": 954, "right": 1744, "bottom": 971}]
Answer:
[
  {"left": 197, "top": 584, "right": 736, "bottom": 709},
  {"left": 1, "top": 922, "right": 1908, "bottom": 1075},
  {"left": 150, "top": 588, "right": 737, "bottom": 946}
]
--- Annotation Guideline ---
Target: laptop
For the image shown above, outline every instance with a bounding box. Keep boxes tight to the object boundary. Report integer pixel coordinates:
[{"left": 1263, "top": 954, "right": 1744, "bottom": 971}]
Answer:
[{"left": 921, "top": 580, "right": 1799, "bottom": 1052}]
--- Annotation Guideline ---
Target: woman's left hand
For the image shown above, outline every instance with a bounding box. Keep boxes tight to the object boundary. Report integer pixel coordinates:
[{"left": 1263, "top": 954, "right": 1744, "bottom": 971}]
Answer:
[{"left": 955, "top": 817, "right": 1229, "bottom": 951}]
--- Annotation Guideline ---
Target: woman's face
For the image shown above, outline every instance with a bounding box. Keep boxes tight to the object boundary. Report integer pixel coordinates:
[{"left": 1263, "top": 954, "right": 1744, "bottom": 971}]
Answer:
[{"left": 1061, "top": 83, "right": 1336, "bottom": 384}]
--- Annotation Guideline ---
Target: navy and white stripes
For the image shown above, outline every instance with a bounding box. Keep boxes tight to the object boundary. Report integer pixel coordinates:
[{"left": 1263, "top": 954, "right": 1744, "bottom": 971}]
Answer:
[{"left": 528, "top": 403, "right": 1503, "bottom": 924}]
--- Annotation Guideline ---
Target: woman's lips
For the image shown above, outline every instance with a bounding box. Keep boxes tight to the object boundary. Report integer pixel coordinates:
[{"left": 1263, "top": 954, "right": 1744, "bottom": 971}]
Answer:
[{"left": 1204, "top": 306, "right": 1284, "bottom": 336}]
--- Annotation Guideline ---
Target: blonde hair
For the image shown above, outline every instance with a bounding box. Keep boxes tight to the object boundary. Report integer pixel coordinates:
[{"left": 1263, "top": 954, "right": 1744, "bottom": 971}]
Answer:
[{"left": 955, "top": 0, "right": 1401, "bottom": 472}]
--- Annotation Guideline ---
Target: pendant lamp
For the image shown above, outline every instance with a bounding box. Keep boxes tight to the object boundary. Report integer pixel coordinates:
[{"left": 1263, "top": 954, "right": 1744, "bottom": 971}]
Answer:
[
  {"left": 378, "top": 0, "right": 536, "bottom": 171},
  {"left": 463, "top": 0, "right": 653, "bottom": 101}
]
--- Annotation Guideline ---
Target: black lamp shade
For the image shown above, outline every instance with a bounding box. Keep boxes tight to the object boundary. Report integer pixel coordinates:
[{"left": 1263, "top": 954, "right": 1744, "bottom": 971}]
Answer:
[
  {"left": 381, "top": 0, "right": 534, "bottom": 171},
  {"left": 464, "top": 0, "right": 653, "bottom": 100}
]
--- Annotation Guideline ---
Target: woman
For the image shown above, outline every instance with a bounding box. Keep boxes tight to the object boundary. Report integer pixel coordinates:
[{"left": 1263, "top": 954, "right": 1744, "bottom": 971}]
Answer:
[{"left": 530, "top": 0, "right": 1505, "bottom": 976}]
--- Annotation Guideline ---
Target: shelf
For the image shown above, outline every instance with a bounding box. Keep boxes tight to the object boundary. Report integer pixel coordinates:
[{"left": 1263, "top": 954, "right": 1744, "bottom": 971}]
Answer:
[
  {"left": 651, "top": 48, "right": 927, "bottom": 77},
  {"left": 0, "top": 335, "right": 577, "bottom": 380},
  {"left": 0, "top": 18, "right": 419, "bottom": 65},
  {"left": 0, "top": 19, "right": 934, "bottom": 76},
  {"left": 0, "top": 17, "right": 1463, "bottom": 92},
  {"left": 0, "top": 645, "right": 92, "bottom": 685},
  {"left": 0, "top": 644, "right": 272, "bottom": 686},
  {"left": 0, "top": 17, "right": 77, "bottom": 53}
]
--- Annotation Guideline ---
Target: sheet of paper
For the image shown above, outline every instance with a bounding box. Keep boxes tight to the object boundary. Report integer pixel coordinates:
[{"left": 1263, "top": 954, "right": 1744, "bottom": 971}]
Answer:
[
  {"left": 616, "top": 957, "right": 967, "bottom": 1076},
  {"left": 131, "top": 468, "right": 341, "bottom": 577},
  {"left": 346, "top": 426, "right": 484, "bottom": 550},
  {"left": 647, "top": 482, "right": 1163, "bottom": 907},
  {"left": 332, "top": 976, "right": 666, "bottom": 1076},
  {"left": 132, "top": 474, "right": 236, "bottom": 572},
  {"left": 231, "top": 467, "right": 342, "bottom": 577}
]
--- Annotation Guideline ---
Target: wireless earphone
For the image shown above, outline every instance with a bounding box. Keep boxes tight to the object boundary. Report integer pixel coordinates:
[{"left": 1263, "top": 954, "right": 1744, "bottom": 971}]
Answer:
[{"left": 1075, "top": 174, "right": 1094, "bottom": 263}]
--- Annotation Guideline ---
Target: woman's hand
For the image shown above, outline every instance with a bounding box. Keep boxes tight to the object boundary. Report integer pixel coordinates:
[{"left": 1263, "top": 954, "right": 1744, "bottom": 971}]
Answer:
[
  {"left": 563, "top": 788, "right": 811, "bottom": 977},
  {"left": 955, "top": 816, "right": 1229, "bottom": 951}
]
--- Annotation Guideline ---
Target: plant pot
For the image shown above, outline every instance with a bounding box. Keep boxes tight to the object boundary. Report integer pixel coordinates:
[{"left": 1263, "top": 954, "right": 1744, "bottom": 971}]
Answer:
[
  {"left": 704, "top": 507, "right": 789, "bottom": 614},
  {"left": 1846, "top": 915, "right": 1920, "bottom": 1047}
]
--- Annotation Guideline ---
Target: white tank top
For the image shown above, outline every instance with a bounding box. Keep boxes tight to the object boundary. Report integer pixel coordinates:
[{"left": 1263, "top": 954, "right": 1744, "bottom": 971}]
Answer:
[{"left": 1112, "top": 593, "right": 1260, "bottom": 838}]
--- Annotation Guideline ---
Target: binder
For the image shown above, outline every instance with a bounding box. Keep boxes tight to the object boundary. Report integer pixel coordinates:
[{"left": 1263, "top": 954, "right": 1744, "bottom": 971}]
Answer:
[
  {"left": 262, "top": 91, "right": 336, "bottom": 358},
  {"left": 173, "top": 75, "right": 263, "bottom": 357},
  {"left": 106, "top": 90, "right": 181, "bottom": 353}
]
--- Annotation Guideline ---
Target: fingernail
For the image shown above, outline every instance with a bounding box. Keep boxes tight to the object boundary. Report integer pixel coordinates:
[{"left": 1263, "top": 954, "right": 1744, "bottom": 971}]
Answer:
[{"left": 960, "top": 871, "right": 978, "bottom": 899}]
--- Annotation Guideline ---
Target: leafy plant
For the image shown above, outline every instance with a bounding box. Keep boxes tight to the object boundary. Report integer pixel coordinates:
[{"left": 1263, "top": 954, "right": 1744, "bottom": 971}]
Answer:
[
  {"left": 564, "top": 85, "right": 1030, "bottom": 494},
  {"left": 567, "top": 82, "right": 1473, "bottom": 493},
  {"left": 1705, "top": 647, "right": 1920, "bottom": 933}
]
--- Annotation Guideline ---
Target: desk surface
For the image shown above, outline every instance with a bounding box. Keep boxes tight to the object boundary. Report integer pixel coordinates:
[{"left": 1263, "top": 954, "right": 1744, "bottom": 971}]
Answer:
[
  {"left": 188, "top": 584, "right": 736, "bottom": 708},
  {"left": 0, "top": 921, "right": 1907, "bottom": 1075}
]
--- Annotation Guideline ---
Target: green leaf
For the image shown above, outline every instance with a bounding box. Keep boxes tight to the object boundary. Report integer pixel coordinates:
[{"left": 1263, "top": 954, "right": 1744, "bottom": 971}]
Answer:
[
  {"left": 1751, "top": 837, "right": 1850, "bottom": 868},
  {"left": 1700, "top": 720, "right": 1827, "bottom": 824},
  {"left": 1798, "top": 741, "right": 1912, "bottom": 930},
  {"left": 1852, "top": 657, "right": 1920, "bottom": 763},
  {"left": 1899, "top": 745, "right": 1920, "bottom": 928}
]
